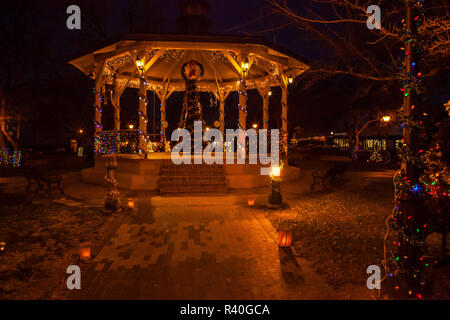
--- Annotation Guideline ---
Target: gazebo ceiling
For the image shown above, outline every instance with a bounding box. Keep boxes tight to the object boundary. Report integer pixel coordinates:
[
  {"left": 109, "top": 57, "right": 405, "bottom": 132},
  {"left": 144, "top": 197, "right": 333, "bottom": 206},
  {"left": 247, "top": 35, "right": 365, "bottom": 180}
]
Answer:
[{"left": 69, "top": 34, "right": 309, "bottom": 92}]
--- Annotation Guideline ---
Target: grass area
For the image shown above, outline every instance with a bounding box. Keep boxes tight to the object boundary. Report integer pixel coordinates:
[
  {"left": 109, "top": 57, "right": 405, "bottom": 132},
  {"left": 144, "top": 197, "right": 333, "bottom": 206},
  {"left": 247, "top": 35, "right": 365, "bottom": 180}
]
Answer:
[
  {"left": 267, "top": 176, "right": 394, "bottom": 289},
  {"left": 0, "top": 198, "right": 117, "bottom": 299},
  {"left": 266, "top": 170, "right": 449, "bottom": 298}
]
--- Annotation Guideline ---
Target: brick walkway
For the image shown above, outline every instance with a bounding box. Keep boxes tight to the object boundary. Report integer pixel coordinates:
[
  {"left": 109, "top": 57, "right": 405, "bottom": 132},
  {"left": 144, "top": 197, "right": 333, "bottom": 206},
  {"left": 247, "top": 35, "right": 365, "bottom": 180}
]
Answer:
[{"left": 70, "top": 196, "right": 338, "bottom": 299}]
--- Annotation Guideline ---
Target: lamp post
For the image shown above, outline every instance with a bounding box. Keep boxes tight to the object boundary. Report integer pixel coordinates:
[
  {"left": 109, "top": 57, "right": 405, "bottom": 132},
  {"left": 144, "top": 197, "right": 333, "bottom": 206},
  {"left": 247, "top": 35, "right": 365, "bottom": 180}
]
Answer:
[
  {"left": 135, "top": 56, "right": 145, "bottom": 74},
  {"left": 382, "top": 115, "right": 391, "bottom": 151},
  {"left": 268, "top": 165, "right": 283, "bottom": 207},
  {"left": 241, "top": 58, "right": 250, "bottom": 77}
]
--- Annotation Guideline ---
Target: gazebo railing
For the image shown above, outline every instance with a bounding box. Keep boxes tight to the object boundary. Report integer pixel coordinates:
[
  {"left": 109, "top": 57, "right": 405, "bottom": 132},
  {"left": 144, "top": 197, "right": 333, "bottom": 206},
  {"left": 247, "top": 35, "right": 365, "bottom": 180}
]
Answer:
[{"left": 95, "top": 130, "right": 143, "bottom": 155}]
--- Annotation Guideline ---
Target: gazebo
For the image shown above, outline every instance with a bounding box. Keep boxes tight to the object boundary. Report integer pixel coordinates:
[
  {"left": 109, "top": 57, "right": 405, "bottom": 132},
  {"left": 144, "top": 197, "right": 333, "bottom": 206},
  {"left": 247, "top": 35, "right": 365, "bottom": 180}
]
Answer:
[{"left": 69, "top": 33, "right": 309, "bottom": 156}]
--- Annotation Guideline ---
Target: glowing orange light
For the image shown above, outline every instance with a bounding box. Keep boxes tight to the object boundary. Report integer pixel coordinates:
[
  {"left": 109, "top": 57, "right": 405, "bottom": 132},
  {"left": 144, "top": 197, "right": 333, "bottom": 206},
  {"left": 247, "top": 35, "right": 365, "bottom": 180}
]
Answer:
[
  {"left": 278, "top": 230, "right": 293, "bottom": 247},
  {"left": 248, "top": 198, "right": 255, "bottom": 206},
  {"left": 270, "top": 166, "right": 281, "bottom": 178},
  {"left": 128, "top": 199, "right": 135, "bottom": 210},
  {"left": 79, "top": 242, "right": 91, "bottom": 261}
]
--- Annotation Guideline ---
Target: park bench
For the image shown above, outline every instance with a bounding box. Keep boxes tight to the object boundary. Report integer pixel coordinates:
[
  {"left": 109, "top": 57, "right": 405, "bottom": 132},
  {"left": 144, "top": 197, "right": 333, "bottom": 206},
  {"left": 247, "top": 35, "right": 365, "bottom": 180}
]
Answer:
[
  {"left": 310, "top": 162, "right": 349, "bottom": 191},
  {"left": 23, "top": 166, "right": 64, "bottom": 196}
]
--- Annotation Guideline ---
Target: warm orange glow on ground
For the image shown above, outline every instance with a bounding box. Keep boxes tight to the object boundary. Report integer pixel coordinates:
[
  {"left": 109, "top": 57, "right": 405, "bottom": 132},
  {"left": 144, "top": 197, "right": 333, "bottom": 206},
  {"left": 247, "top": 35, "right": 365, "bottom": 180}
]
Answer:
[{"left": 79, "top": 243, "right": 91, "bottom": 261}]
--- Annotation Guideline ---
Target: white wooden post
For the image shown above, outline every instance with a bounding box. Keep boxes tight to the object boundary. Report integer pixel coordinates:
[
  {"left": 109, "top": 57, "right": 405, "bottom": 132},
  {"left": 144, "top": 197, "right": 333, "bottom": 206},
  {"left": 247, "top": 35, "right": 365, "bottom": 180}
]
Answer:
[
  {"left": 160, "top": 97, "right": 166, "bottom": 143},
  {"left": 94, "top": 81, "right": 102, "bottom": 134},
  {"left": 256, "top": 85, "right": 270, "bottom": 130},
  {"left": 93, "top": 62, "right": 105, "bottom": 155},
  {"left": 281, "top": 78, "right": 289, "bottom": 155},
  {"left": 156, "top": 83, "right": 173, "bottom": 146},
  {"left": 112, "top": 88, "right": 121, "bottom": 131},
  {"left": 138, "top": 76, "right": 148, "bottom": 154},
  {"left": 237, "top": 54, "right": 248, "bottom": 131},
  {"left": 213, "top": 88, "right": 230, "bottom": 137}
]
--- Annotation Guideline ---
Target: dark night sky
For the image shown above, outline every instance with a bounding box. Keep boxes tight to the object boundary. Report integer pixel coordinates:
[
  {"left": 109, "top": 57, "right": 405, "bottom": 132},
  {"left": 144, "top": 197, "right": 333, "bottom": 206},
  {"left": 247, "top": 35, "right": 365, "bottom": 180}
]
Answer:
[
  {"left": 2, "top": 0, "right": 448, "bottom": 149},
  {"left": 21, "top": 0, "right": 325, "bottom": 147}
]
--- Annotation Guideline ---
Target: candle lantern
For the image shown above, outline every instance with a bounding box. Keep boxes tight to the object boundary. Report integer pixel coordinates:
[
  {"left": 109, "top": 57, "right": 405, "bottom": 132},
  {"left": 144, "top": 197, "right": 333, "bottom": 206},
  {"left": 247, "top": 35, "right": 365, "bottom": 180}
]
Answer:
[
  {"left": 128, "top": 199, "right": 135, "bottom": 210},
  {"left": 278, "top": 230, "right": 293, "bottom": 247},
  {"left": 248, "top": 198, "right": 255, "bottom": 206},
  {"left": 0, "top": 241, "right": 5, "bottom": 252},
  {"left": 79, "top": 242, "right": 91, "bottom": 261}
]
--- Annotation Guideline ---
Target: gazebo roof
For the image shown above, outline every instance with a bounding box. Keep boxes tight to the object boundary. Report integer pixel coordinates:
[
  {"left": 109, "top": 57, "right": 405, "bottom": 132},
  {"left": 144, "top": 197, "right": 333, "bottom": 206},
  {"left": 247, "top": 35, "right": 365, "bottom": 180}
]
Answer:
[{"left": 69, "top": 33, "right": 309, "bottom": 92}]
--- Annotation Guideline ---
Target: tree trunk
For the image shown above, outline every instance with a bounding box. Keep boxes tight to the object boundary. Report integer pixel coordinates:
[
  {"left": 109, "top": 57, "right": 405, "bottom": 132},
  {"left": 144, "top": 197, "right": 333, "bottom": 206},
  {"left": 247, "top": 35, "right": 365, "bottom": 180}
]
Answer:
[{"left": 355, "top": 133, "right": 360, "bottom": 155}]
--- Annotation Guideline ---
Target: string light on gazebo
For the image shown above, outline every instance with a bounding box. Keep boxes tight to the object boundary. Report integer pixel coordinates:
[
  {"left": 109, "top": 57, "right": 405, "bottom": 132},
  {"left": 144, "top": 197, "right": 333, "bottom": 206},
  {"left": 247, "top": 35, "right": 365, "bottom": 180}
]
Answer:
[{"left": 69, "top": 34, "right": 309, "bottom": 156}]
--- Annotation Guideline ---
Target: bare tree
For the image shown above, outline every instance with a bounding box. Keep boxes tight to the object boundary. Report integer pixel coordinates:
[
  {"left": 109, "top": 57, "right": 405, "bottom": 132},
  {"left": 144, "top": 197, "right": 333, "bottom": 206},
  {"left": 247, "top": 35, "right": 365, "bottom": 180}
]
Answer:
[{"left": 266, "top": 0, "right": 449, "bottom": 82}]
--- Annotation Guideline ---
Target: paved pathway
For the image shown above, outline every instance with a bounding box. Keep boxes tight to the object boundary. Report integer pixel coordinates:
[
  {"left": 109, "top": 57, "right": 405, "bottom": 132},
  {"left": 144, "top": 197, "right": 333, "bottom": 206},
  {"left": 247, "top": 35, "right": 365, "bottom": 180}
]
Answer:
[{"left": 70, "top": 195, "right": 338, "bottom": 300}]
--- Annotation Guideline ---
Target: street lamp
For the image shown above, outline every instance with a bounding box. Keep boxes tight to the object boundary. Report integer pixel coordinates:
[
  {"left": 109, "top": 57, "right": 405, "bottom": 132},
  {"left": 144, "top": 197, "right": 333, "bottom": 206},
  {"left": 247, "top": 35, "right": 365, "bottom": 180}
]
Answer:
[
  {"left": 381, "top": 116, "right": 391, "bottom": 151},
  {"left": 135, "top": 56, "right": 144, "bottom": 74},
  {"left": 270, "top": 165, "right": 281, "bottom": 178},
  {"left": 241, "top": 58, "right": 250, "bottom": 77},
  {"left": 288, "top": 76, "right": 294, "bottom": 84},
  {"left": 268, "top": 165, "right": 283, "bottom": 207},
  {"left": 268, "top": 90, "right": 272, "bottom": 97},
  {"left": 129, "top": 124, "right": 134, "bottom": 129},
  {"left": 253, "top": 124, "right": 258, "bottom": 129},
  {"left": 79, "top": 129, "right": 84, "bottom": 134}
]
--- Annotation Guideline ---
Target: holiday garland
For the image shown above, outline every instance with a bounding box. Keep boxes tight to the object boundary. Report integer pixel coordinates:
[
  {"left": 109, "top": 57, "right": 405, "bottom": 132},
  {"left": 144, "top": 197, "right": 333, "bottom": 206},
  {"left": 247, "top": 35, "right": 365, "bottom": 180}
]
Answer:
[
  {"left": 384, "top": 0, "right": 449, "bottom": 299},
  {"left": 0, "top": 148, "right": 22, "bottom": 168}
]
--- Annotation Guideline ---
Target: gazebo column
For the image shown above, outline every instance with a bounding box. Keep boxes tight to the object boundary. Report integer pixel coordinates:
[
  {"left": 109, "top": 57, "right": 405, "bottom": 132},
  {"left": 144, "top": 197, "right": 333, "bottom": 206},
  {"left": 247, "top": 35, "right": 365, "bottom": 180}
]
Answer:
[
  {"left": 281, "top": 82, "right": 289, "bottom": 155},
  {"left": 237, "top": 53, "right": 250, "bottom": 131},
  {"left": 94, "top": 81, "right": 103, "bottom": 134},
  {"left": 263, "top": 94, "right": 269, "bottom": 130},
  {"left": 92, "top": 63, "right": 105, "bottom": 155},
  {"left": 160, "top": 97, "right": 167, "bottom": 143},
  {"left": 219, "top": 95, "right": 225, "bottom": 134},
  {"left": 213, "top": 88, "right": 230, "bottom": 137},
  {"left": 156, "top": 81, "right": 173, "bottom": 146},
  {"left": 111, "top": 87, "right": 121, "bottom": 131},
  {"left": 238, "top": 79, "right": 247, "bottom": 130},
  {"left": 256, "top": 85, "right": 270, "bottom": 130},
  {"left": 138, "top": 76, "right": 148, "bottom": 154}
]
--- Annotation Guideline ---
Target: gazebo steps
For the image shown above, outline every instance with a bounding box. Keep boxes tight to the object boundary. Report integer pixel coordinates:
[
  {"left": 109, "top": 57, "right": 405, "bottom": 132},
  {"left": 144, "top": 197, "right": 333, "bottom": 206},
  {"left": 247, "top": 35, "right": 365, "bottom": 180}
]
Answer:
[{"left": 158, "top": 163, "right": 228, "bottom": 196}]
